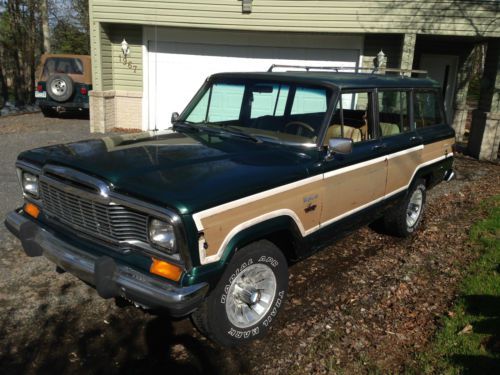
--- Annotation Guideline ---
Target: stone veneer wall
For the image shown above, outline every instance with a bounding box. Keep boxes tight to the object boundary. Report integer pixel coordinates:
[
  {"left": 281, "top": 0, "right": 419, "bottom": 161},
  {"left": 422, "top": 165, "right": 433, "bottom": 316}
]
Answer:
[{"left": 90, "top": 90, "right": 142, "bottom": 133}]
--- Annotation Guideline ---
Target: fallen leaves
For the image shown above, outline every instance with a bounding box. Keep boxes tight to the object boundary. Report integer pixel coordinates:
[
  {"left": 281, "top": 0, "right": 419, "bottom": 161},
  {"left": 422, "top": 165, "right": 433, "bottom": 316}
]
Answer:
[
  {"left": 239, "top": 157, "right": 500, "bottom": 374},
  {"left": 458, "top": 324, "right": 473, "bottom": 335}
]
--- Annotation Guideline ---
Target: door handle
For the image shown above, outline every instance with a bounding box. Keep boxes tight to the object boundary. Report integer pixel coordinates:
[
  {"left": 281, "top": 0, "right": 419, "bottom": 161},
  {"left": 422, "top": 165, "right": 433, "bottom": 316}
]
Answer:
[
  {"left": 372, "top": 143, "right": 387, "bottom": 151},
  {"left": 410, "top": 136, "right": 423, "bottom": 142}
]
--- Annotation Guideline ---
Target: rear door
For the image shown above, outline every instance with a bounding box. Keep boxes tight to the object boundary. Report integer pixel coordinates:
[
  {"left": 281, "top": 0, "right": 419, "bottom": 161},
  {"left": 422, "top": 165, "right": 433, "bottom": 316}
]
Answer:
[
  {"left": 319, "top": 90, "right": 388, "bottom": 235},
  {"left": 376, "top": 89, "right": 424, "bottom": 198}
]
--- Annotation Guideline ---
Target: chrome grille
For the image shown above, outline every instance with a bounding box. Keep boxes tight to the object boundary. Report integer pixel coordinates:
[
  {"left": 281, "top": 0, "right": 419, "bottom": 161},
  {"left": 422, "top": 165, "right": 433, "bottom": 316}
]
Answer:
[{"left": 40, "top": 180, "right": 149, "bottom": 243}]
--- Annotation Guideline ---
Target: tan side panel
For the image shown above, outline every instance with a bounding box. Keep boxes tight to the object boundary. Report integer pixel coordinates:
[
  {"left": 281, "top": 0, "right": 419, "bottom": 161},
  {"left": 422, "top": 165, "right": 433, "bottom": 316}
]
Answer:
[
  {"left": 422, "top": 138, "right": 455, "bottom": 161},
  {"left": 201, "top": 180, "right": 324, "bottom": 257},
  {"left": 386, "top": 150, "right": 422, "bottom": 193},
  {"left": 321, "top": 159, "right": 386, "bottom": 223},
  {"left": 387, "top": 138, "right": 455, "bottom": 193}
]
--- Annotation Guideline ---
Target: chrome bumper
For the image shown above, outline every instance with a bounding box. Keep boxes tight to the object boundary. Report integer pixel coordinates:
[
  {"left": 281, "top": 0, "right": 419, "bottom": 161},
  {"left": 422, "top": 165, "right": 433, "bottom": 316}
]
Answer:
[{"left": 4, "top": 210, "right": 208, "bottom": 317}]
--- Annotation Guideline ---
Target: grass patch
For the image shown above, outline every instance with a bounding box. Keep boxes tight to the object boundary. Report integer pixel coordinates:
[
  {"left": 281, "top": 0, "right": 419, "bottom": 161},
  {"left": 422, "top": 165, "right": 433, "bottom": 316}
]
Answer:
[{"left": 416, "top": 195, "right": 500, "bottom": 374}]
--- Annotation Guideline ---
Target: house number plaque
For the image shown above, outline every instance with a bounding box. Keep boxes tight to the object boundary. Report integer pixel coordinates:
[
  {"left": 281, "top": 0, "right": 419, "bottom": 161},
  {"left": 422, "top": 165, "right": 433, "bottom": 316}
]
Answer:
[{"left": 119, "top": 55, "right": 138, "bottom": 73}]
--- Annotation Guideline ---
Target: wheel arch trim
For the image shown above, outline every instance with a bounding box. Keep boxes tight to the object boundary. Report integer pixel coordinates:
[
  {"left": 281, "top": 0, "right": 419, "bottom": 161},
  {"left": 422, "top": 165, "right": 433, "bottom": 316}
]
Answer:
[{"left": 199, "top": 209, "right": 305, "bottom": 265}]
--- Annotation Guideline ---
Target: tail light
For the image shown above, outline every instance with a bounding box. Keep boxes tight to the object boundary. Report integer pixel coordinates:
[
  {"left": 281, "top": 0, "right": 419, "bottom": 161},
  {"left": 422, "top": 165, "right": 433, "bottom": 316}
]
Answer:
[
  {"left": 37, "top": 84, "right": 43, "bottom": 92},
  {"left": 80, "top": 87, "right": 88, "bottom": 95}
]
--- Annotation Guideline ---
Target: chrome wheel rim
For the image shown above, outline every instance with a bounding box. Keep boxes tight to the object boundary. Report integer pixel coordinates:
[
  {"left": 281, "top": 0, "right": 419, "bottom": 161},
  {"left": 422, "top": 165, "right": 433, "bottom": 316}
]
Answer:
[
  {"left": 50, "top": 79, "right": 66, "bottom": 96},
  {"left": 406, "top": 188, "right": 423, "bottom": 228},
  {"left": 225, "top": 263, "right": 276, "bottom": 329}
]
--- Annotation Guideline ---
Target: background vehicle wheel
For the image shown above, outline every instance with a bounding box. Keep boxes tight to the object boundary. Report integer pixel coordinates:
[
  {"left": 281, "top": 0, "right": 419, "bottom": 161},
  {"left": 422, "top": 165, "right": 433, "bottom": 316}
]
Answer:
[
  {"left": 40, "top": 106, "right": 57, "bottom": 118},
  {"left": 383, "top": 179, "right": 427, "bottom": 237},
  {"left": 47, "top": 74, "right": 74, "bottom": 102},
  {"left": 191, "top": 240, "right": 288, "bottom": 347}
]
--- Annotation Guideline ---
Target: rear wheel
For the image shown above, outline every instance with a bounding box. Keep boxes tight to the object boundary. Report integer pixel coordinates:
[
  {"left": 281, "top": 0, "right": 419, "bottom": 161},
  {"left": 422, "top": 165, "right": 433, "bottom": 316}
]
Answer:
[
  {"left": 191, "top": 240, "right": 288, "bottom": 347},
  {"left": 383, "top": 179, "right": 427, "bottom": 237}
]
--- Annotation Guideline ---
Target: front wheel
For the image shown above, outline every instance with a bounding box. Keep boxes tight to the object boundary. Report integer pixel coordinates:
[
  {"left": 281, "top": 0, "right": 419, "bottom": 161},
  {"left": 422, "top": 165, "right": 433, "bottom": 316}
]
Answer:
[
  {"left": 383, "top": 179, "right": 427, "bottom": 237},
  {"left": 191, "top": 240, "right": 288, "bottom": 347}
]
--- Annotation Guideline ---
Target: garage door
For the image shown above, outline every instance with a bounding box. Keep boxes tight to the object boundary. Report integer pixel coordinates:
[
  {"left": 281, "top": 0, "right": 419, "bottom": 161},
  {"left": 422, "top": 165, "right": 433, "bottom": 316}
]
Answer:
[{"left": 144, "top": 32, "right": 361, "bottom": 130}]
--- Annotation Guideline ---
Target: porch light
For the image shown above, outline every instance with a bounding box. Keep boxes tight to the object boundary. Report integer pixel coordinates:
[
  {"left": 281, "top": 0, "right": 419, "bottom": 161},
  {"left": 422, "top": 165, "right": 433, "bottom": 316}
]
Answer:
[
  {"left": 376, "top": 50, "right": 386, "bottom": 68},
  {"left": 121, "top": 38, "right": 130, "bottom": 57}
]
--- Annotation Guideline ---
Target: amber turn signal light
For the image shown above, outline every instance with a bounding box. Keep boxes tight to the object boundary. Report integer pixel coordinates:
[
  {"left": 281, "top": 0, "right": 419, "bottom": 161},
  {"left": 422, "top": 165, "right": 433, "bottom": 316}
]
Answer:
[
  {"left": 150, "top": 258, "right": 182, "bottom": 282},
  {"left": 24, "top": 202, "right": 40, "bottom": 219}
]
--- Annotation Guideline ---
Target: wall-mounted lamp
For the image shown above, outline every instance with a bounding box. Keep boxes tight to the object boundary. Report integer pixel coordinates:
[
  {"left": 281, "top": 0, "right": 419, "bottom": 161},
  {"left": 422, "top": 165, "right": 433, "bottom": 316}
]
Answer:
[
  {"left": 242, "top": 0, "right": 253, "bottom": 14},
  {"left": 121, "top": 38, "right": 130, "bottom": 57},
  {"left": 375, "top": 49, "right": 386, "bottom": 69}
]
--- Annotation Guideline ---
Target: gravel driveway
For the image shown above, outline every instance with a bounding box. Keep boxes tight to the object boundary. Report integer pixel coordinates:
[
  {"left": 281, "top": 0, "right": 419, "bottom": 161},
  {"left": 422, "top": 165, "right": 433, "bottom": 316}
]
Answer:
[
  {"left": 0, "top": 113, "right": 92, "bottom": 222},
  {"left": 0, "top": 114, "right": 499, "bottom": 374}
]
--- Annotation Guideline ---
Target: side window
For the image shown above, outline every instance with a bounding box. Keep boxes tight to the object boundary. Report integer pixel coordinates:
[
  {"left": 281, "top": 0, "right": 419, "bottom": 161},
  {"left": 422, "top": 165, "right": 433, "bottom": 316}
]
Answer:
[
  {"left": 378, "top": 91, "right": 410, "bottom": 137},
  {"left": 326, "top": 91, "right": 372, "bottom": 144},
  {"left": 187, "top": 83, "right": 244, "bottom": 123},
  {"left": 414, "top": 91, "right": 444, "bottom": 128},
  {"left": 291, "top": 87, "right": 327, "bottom": 115}
]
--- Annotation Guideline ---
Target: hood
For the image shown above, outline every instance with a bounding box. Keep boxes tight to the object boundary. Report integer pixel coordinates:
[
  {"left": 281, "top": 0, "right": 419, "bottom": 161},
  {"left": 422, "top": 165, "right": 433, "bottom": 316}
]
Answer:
[{"left": 18, "top": 130, "right": 320, "bottom": 214}]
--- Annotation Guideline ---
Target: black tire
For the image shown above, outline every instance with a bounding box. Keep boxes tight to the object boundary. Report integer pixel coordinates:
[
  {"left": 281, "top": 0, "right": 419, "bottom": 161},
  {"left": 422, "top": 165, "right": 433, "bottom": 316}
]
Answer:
[
  {"left": 40, "top": 106, "right": 57, "bottom": 117},
  {"left": 383, "top": 179, "right": 427, "bottom": 237},
  {"left": 191, "top": 240, "right": 288, "bottom": 347},
  {"left": 46, "top": 74, "right": 74, "bottom": 102}
]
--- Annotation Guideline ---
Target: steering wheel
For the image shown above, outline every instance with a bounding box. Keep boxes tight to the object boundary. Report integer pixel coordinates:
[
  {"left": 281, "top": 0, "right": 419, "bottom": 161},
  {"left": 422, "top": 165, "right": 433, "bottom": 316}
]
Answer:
[{"left": 283, "top": 121, "right": 315, "bottom": 137}]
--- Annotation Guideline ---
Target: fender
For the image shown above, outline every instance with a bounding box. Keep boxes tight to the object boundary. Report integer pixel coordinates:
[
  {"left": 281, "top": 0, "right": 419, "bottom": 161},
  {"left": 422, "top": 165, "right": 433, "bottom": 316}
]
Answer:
[{"left": 184, "top": 214, "right": 305, "bottom": 287}]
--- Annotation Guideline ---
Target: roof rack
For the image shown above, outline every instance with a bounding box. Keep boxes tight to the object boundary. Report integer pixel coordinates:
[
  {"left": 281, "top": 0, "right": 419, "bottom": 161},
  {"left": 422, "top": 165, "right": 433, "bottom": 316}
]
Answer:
[{"left": 267, "top": 64, "right": 427, "bottom": 77}]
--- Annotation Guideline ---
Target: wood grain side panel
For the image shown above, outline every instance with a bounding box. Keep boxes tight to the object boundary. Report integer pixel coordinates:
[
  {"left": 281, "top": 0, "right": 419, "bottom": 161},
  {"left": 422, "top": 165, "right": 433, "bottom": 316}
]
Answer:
[
  {"left": 200, "top": 180, "right": 324, "bottom": 257},
  {"left": 320, "top": 160, "right": 386, "bottom": 223}
]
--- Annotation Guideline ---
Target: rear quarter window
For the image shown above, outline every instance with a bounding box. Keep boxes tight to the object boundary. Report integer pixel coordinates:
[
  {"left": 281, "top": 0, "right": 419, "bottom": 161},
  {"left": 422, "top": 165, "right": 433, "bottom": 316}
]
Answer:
[{"left": 414, "top": 91, "right": 444, "bottom": 128}]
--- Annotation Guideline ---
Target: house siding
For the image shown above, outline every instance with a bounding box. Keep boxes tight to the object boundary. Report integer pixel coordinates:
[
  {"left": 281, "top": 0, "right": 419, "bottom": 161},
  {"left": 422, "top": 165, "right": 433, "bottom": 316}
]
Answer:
[
  {"left": 91, "top": 0, "right": 499, "bottom": 37},
  {"left": 100, "top": 25, "right": 113, "bottom": 90},
  {"left": 99, "top": 24, "right": 143, "bottom": 91}
]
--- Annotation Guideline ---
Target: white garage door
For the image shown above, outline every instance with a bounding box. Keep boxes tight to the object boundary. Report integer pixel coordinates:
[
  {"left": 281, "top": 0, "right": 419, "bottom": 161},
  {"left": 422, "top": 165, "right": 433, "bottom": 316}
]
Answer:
[{"left": 144, "top": 32, "right": 361, "bottom": 130}]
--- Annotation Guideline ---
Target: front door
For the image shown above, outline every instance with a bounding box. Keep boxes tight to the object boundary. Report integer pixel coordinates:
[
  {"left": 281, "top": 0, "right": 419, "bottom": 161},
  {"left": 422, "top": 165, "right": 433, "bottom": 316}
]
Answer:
[{"left": 419, "top": 54, "right": 458, "bottom": 124}]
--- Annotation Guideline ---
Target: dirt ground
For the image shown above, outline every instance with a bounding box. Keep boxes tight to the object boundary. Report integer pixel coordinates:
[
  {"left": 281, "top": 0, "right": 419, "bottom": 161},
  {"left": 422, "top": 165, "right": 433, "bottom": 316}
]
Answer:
[{"left": 0, "top": 114, "right": 499, "bottom": 374}]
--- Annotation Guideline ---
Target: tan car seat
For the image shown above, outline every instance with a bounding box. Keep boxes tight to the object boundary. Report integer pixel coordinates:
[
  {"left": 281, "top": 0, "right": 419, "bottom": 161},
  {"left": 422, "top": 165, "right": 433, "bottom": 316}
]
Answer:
[
  {"left": 324, "top": 125, "right": 362, "bottom": 145},
  {"left": 380, "top": 122, "right": 400, "bottom": 136}
]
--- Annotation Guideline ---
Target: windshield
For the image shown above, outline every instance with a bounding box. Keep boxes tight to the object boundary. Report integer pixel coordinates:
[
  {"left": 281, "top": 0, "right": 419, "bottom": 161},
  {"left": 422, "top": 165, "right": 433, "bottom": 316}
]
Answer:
[{"left": 179, "top": 78, "right": 333, "bottom": 145}]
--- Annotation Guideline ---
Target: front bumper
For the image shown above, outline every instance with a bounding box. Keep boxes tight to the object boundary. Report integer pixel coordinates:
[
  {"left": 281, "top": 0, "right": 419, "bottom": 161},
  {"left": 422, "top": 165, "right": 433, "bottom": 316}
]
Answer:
[{"left": 5, "top": 210, "right": 208, "bottom": 317}]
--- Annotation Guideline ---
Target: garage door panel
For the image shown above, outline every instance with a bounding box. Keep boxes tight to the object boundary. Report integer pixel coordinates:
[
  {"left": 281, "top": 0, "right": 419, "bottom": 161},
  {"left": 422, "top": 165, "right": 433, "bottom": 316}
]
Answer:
[{"left": 146, "top": 40, "right": 360, "bottom": 130}]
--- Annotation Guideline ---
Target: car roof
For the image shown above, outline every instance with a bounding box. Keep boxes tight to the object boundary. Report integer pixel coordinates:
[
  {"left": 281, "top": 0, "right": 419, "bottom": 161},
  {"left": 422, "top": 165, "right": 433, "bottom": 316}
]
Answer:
[{"left": 211, "top": 71, "right": 440, "bottom": 90}]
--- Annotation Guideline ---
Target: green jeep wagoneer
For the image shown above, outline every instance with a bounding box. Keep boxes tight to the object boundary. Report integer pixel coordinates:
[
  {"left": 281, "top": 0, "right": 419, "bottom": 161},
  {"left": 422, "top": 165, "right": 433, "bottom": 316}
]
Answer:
[{"left": 6, "top": 66, "right": 455, "bottom": 346}]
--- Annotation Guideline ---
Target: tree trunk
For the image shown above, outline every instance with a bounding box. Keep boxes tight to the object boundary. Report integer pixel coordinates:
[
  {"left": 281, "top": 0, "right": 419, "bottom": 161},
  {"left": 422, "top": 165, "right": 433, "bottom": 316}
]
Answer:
[
  {"left": 0, "top": 47, "right": 9, "bottom": 105},
  {"left": 40, "top": 0, "right": 50, "bottom": 53}
]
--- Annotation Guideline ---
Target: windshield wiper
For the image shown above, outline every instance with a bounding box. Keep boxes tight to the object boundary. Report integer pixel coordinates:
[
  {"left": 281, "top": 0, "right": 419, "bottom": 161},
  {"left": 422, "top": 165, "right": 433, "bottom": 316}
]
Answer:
[
  {"left": 216, "top": 125, "right": 261, "bottom": 143},
  {"left": 173, "top": 121, "right": 200, "bottom": 132}
]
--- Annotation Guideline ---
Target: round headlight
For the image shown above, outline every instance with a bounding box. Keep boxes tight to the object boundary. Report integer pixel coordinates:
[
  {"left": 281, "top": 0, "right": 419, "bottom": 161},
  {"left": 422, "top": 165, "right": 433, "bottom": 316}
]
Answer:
[
  {"left": 22, "top": 172, "right": 39, "bottom": 197},
  {"left": 149, "top": 218, "right": 176, "bottom": 253}
]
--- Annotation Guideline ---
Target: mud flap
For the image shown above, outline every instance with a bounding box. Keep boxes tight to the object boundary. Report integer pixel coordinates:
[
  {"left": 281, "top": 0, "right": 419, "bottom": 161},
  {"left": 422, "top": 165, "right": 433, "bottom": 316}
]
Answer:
[
  {"left": 94, "top": 256, "right": 119, "bottom": 299},
  {"left": 19, "top": 221, "right": 44, "bottom": 257}
]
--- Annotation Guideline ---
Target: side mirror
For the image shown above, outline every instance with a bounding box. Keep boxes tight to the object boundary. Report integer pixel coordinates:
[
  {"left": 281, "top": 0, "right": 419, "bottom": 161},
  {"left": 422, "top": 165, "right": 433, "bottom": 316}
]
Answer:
[
  {"left": 326, "top": 138, "right": 353, "bottom": 160},
  {"left": 171, "top": 112, "right": 179, "bottom": 123}
]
